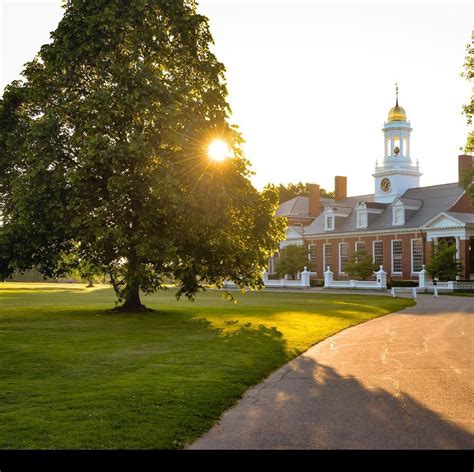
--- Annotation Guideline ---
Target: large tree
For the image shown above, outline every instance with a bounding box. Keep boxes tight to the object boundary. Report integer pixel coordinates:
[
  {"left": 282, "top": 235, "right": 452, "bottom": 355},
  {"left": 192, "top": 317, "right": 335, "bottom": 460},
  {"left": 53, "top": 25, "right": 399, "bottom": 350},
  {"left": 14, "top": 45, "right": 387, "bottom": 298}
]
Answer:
[
  {"left": 461, "top": 35, "right": 474, "bottom": 202},
  {"left": 0, "top": 0, "right": 285, "bottom": 311}
]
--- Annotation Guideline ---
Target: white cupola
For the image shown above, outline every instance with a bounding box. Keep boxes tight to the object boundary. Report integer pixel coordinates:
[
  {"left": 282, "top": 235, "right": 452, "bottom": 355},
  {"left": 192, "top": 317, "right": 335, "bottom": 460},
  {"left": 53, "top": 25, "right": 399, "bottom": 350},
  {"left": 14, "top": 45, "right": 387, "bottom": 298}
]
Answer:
[{"left": 373, "top": 84, "right": 422, "bottom": 203}]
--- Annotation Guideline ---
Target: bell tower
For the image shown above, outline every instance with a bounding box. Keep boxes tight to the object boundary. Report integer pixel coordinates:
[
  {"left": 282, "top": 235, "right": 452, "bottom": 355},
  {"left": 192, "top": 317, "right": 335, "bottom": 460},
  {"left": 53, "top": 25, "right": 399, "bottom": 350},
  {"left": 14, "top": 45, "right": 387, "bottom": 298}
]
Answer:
[{"left": 373, "top": 84, "right": 422, "bottom": 203}]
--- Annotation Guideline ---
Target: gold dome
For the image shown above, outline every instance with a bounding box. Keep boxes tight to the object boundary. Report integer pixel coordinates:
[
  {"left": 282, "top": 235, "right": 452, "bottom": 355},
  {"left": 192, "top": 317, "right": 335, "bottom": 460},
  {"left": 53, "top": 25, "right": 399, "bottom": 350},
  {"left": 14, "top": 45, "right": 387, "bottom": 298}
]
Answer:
[{"left": 388, "top": 104, "right": 407, "bottom": 122}]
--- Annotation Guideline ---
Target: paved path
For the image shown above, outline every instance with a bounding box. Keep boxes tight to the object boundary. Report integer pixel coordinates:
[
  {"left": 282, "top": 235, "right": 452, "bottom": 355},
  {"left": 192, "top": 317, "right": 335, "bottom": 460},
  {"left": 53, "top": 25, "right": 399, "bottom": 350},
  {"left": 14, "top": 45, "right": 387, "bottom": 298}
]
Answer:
[{"left": 191, "top": 295, "right": 474, "bottom": 449}]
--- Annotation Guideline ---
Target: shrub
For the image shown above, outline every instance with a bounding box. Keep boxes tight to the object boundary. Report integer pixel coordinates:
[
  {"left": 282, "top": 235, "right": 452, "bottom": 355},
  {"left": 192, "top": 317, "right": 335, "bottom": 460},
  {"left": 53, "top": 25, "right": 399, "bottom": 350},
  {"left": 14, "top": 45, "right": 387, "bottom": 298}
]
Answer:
[
  {"left": 346, "top": 250, "right": 378, "bottom": 280},
  {"left": 426, "top": 240, "right": 463, "bottom": 281},
  {"left": 277, "top": 245, "right": 313, "bottom": 279},
  {"left": 387, "top": 280, "right": 418, "bottom": 289}
]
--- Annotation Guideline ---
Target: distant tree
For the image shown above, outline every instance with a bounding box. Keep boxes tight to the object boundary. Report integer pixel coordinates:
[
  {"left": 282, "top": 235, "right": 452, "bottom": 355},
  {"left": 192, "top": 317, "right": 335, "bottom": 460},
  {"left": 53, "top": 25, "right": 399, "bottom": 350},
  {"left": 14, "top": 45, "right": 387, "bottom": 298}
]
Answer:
[
  {"left": 265, "top": 182, "right": 335, "bottom": 204},
  {"left": 276, "top": 245, "right": 312, "bottom": 279},
  {"left": 0, "top": 0, "right": 285, "bottom": 311},
  {"left": 345, "top": 250, "right": 377, "bottom": 280},
  {"left": 426, "top": 241, "right": 463, "bottom": 282},
  {"left": 461, "top": 36, "right": 474, "bottom": 203},
  {"left": 461, "top": 37, "right": 474, "bottom": 155}
]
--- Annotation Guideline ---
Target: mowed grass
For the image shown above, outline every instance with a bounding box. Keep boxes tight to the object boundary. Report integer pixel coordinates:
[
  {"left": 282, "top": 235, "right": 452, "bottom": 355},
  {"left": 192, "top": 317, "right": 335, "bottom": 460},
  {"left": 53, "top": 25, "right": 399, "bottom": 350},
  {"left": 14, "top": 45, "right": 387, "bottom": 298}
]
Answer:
[{"left": 0, "top": 282, "right": 415, "bottom": 449}]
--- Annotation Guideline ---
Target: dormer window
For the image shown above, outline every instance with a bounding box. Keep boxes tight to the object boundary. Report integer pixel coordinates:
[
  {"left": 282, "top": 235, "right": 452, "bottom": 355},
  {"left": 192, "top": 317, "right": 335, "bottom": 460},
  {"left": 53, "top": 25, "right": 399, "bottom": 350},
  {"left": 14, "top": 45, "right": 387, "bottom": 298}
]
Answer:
[
  {"left": 355, "top": 201, "right": 368, "bottom": 229},
  {"left": 357, "top": 211, "right": 367, "bottom": 228},
  {"left": 325, "top": 215, "right": 334, "bottom": 231},
  {"left": 323, "top": 207, "right": 335, "bottom": 231},
  {"left": 392, "top": 205, "right": 405, "bottom": 226}
]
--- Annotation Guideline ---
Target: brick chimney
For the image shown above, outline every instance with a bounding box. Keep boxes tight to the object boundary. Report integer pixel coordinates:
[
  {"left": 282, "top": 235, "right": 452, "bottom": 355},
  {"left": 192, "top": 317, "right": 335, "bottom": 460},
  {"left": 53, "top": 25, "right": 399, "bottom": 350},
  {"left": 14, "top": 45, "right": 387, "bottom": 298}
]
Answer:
[
  {"left": 458, "top": 155, "right": 473, "bottom": 185},
  {"left": 307, "top": 183, "right": 320, "bottom": 217},
  {"left": 335, "top": 176, "right": 347, "bottom": 201}
]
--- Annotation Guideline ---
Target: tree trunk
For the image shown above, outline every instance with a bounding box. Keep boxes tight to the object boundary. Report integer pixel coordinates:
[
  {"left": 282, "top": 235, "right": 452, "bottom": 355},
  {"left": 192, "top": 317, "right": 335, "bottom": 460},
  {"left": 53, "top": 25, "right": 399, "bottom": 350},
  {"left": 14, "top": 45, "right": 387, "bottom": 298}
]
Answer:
[
  {"left": 120, "top": 283, "right": 146, "bottom": 312},
  {"left": 86, "top": 279, "right": 94, "bottom": 288}
]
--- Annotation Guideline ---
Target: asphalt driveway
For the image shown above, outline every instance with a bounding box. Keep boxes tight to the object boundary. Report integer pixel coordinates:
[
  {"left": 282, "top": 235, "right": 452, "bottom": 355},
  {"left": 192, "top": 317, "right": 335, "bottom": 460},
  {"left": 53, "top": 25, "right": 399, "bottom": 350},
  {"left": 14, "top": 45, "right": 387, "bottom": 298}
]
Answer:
[{"left": 190, "top": 295, "right": 474, "bottom": 449}]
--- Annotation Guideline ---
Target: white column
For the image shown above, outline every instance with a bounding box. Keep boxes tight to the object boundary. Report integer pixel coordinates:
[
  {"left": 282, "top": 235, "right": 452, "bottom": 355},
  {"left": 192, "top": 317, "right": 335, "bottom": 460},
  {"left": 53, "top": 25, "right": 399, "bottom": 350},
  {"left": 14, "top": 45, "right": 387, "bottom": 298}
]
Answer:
[
  {"left": 375, "top": 265, "right": 387, "bottom": 289},
  {"left": 324, "top": 266, "right": 334, "bottom": 288},
  {"left": 301, "top": 267, "right": 310, "bottom": 288},
  {"left": 263, "top": 271, "right": 269, "bottom": 286},
  {"left": 418, "top": 265, "right": 428, "bottom": 289}
]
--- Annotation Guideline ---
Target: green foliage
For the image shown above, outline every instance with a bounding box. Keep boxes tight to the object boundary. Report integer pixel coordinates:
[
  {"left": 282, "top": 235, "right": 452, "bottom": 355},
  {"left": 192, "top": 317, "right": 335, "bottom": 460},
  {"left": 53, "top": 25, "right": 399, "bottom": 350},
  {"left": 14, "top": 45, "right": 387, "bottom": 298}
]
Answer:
[
  {"left": 426, "top": 240, "right": 463, "bottom": 282},
  {"left": 0, "top": 283, "right": 414, "bottom": 448},
  {"left": 461, "top": 35, "right": 474, "bottom": 204},
  {"left": 265, "top": 182, "right": 335, "bottom": 204},
  {"left": 461, "top": 35, "right": 474, "bottom": 155},
  {"left": 276, "top": 244, "right": 313, "bottom": 279},
  {"left": 0, "top": 1, "right": 285, "bottom": 309},
  {"left": 345, "top": 250, "right": 377, "bottom": 281}
]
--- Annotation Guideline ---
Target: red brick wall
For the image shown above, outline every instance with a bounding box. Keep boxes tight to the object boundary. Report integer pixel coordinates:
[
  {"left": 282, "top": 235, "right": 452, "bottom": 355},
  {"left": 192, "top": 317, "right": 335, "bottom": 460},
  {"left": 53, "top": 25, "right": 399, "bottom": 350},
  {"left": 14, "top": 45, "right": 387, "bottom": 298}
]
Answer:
[
  {"left": 305, "top": 232, "right": 427, "bottom": 280},
  {"left": 450, "top": 193, "right": 474, "bottom": 213}
]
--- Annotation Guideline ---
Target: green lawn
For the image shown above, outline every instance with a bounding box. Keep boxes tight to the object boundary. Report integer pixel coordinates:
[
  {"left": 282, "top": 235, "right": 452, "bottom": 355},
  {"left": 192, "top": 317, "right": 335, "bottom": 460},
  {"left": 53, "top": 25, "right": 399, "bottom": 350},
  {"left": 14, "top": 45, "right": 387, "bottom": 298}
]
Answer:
[{"left": 0, "top": 282, "right": 414, "bottom": 449}]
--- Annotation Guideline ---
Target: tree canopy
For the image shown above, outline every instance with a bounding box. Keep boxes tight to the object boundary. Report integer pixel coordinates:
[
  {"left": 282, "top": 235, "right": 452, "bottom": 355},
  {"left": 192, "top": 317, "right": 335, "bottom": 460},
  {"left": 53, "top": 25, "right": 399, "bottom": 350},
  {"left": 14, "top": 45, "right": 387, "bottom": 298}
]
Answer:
[
  {"left": 345, "top": 250, "right": 377, "bottom": 281},
  {"left": 266, "top": 182, "right": 334, "bottom": 204},
  {"left": 276, "top": 245, "right": 312, "bottom": 279},
  {"left": 461, "top": 35, "right": 474, "bottom": 203},
  {"left": 426, "top": 241, "right": 463, "bottom": 282},
  {"left": 0, "top": 0, "right": 285, "bottom": 310}
]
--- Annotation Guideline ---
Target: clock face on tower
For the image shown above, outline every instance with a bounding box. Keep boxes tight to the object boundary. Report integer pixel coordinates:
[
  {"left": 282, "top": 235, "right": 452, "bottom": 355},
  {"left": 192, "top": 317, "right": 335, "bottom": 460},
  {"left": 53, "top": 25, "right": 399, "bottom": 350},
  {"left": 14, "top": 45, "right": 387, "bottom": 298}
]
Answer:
[{"left": 381, "top": 178, "right": 391, "bottom": 193}]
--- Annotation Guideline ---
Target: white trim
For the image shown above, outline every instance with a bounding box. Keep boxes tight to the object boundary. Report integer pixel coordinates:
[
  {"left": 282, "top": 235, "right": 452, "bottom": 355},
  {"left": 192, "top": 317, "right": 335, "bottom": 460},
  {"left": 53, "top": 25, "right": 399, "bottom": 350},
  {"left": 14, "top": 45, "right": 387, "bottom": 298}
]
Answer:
[
  {"left": 422, "top": 211, "right": 466, "bottom": 229},
  {"left": 391, "top": 239, "right": 403, "bottom": 274},
  {"left": 304, "top": 226, "right": 424, "bottom": 238}
]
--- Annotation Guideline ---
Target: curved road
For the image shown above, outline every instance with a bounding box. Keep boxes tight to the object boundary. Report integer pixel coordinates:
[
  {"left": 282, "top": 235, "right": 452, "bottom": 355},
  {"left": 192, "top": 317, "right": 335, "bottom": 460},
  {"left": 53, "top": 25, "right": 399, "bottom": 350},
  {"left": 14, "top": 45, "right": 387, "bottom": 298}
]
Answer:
[{"left": 191, "top": 295, "right": 474, "bottom": 449}]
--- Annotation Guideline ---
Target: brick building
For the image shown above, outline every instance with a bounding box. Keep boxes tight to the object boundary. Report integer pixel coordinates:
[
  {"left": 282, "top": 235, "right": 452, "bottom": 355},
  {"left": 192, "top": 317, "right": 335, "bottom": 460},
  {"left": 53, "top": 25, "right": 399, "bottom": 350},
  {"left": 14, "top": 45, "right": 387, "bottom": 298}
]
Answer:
[{"left": 271, "top": 94, "right": 474, "bottom": 281}]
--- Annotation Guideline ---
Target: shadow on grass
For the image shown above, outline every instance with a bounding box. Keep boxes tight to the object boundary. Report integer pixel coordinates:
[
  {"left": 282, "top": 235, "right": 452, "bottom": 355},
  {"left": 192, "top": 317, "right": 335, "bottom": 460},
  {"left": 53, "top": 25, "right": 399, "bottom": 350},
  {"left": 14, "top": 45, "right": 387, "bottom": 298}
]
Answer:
[
  {"left": 0, "top": 308, "right": 291, "bottom": 449},
  {"left": 192, "top": 356, "right": 474, "bottom": 449}
]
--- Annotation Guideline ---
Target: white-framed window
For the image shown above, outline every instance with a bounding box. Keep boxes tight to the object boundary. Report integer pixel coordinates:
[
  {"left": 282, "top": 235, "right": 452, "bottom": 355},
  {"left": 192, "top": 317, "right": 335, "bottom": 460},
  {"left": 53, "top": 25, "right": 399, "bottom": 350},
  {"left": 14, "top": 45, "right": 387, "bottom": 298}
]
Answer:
[
  {"left": 323, "top": 243, "right": 332, "bottom": 271},
  {"left": 373, "top": 240, "right": 383, "bottom": 267},
  {"left": 411, "top": 239, "right": 423, "bottom": 273},
  {"left": 325, "top": 215, "right": 334, "bottom": 231},
  {"left": 308, "top": 244, "right": 317, "bottom": 270},
  {"left": 339, "top": 242, "right": 348, "bottom": 274},
  {"left": 393, "top": 206, "right": 405, "bottom": 226},
  {"left": 356, "top": 210, "right": 367, "bottom": 228},
  {"left": 391, "top": 240, "right": 403, "bottom": 274}
]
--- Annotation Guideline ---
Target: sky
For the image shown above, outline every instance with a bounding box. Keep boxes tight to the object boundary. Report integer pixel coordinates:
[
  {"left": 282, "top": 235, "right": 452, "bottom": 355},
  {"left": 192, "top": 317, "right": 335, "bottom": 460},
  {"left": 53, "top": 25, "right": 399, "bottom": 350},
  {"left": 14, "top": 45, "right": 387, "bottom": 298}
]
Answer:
[{"left": 1, "top": 0, "right": 472, "bottom": 196}]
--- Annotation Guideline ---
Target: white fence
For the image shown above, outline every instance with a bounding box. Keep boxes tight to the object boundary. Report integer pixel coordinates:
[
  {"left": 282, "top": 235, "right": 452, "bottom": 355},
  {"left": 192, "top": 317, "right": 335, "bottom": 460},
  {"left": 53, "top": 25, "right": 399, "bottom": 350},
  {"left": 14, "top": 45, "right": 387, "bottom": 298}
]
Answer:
[
  {"left": 263, "top": 267, "right": 311, "bottom": 289},
  {"left": 226, "top": 264, "right": 474, "bottom": 293},
  {"left": 323, "top": 266, "right": 387, "bottom": 290}
]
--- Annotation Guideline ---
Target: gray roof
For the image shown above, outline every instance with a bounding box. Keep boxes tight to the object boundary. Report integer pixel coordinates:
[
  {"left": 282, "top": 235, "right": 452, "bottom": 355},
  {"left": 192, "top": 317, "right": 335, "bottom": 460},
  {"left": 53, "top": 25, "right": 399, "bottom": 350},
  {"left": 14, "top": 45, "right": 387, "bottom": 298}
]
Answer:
[
  {"left": 276, "top": 196, "right": 334, "bottom": 217},
  {"left": 446, "top": 211, "right": 474, "bottom": 224},
  {"left": 293, "top": 182, "right": 470, "bottom": 235}
]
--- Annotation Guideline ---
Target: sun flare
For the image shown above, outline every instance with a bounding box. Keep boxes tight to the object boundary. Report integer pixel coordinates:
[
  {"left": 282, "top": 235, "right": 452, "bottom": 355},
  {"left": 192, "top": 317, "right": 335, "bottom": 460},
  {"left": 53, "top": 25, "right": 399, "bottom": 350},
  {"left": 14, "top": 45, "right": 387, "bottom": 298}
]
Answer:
[{"left": 207, "top": 139, "right": 230, "bottom": 162}]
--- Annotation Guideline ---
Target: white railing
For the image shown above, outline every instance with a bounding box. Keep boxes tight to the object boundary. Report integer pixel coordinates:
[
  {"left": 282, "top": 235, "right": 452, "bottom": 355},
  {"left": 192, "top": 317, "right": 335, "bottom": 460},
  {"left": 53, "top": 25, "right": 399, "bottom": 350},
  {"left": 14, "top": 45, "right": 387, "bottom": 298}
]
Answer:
[
  {"left": 418, "top": 265, "right": 474, "bottom": 292},
  {"left": 323, "top": 265, "right": 387, "bottom": 290},
  {"left": 262, "top": 267, "right": 311, "bottom": 289}
]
